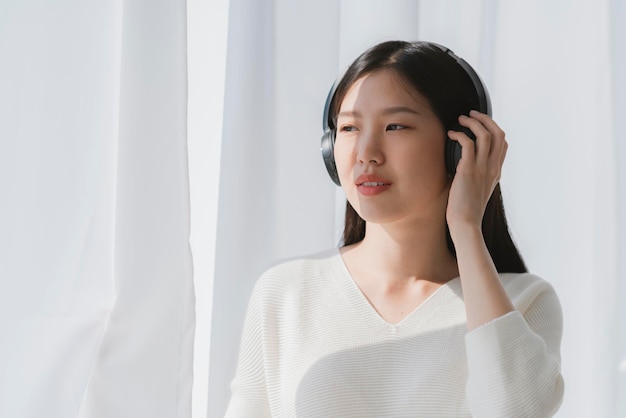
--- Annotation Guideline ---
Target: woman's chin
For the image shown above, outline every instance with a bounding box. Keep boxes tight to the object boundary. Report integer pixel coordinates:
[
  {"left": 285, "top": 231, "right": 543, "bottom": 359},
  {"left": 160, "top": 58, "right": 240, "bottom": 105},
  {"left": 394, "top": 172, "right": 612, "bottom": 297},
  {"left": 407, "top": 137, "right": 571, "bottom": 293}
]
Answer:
[{"left": 352, "top": 207, "right": 406, "bottom": 226}]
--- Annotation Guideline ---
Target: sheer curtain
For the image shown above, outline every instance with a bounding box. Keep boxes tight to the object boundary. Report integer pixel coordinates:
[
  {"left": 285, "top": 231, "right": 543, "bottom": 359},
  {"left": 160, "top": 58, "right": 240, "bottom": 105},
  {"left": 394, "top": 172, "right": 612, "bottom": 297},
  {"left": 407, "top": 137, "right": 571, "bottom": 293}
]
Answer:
[
  {"left": 0, "top": 1, "right": 193, "bottom": 417},
  {"left": 209, "top": 0, "right": 625, "bottom": 417},
  {"left": 206, "top": 0, "right": 340, "bottom": 414},
  {"left": 2, "top": 0, "right": 624, "bottom": 417}
]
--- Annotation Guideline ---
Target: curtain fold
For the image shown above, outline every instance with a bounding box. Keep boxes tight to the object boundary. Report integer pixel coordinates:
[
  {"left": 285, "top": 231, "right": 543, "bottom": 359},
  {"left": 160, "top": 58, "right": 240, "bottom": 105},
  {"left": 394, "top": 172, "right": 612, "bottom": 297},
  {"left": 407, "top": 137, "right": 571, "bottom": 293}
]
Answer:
[
  {"left": 610, "top": 0, "right": 626, "bottom": 414},
  {"left": 0, "top": 2, "right": 121, "bottom": 416},
  {"left": 79, "top": 1, "right": 193, "bottom": 417},
  {"left": 207, "top": 0, "right": 340, "bottom": 415},
  {"left": 185, "top": 0, "right": 230, "bottom": 416},
  {"left": 0, "top": 1, "right": 194, "bottom": 417}
]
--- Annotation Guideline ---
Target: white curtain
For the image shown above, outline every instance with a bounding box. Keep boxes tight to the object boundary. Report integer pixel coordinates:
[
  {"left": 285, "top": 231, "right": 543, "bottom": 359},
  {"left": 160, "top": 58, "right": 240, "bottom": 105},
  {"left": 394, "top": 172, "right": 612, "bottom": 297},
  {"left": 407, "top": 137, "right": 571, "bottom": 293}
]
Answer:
[
  {"left": 0, "top": 1, "right": 193, "bottom": 417},
  {"left": 2, "top": 0, "right": 625, "bottom": 417},
  {"left": 615, "top": 0, "right": 626, "bottom": 409},
  {"left": 209, "top": 0, "right": 625, "bottom": 417}
]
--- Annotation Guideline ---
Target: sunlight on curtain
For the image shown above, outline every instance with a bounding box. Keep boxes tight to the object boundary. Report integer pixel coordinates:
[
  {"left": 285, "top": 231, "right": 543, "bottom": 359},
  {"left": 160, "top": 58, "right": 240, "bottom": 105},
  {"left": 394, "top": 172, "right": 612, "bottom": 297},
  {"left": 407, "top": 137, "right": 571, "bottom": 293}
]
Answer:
[
  {"left": 186, "top": 0, "right": 229, "bottom": 417},
  {"left": 0, "top": 1, "right": 193, "bottom": 417},
  {"left": 207, "top": 0, "right": 340, "bottom": 415}
]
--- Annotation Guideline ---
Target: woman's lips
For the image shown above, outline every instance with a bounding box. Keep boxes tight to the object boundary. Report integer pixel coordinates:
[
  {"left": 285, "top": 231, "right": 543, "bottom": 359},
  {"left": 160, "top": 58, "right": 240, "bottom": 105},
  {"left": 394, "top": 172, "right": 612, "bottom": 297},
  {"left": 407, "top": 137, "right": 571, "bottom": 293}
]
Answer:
[{"left": 355, "top": 174, "right": 392, "bottom": 196}]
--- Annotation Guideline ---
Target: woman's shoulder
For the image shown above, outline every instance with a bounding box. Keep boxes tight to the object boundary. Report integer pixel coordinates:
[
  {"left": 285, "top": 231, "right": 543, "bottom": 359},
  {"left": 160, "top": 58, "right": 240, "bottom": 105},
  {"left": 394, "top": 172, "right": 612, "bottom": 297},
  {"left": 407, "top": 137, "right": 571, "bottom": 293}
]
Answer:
[
  {"left": 499, "top": 271, "right": 561, "bottom": 312},
  {"left": 261, "top": 248, "right": 340, "bottom": 278},
  {"left": 252, "top": 248, "right": 342, "bottom": 297}
]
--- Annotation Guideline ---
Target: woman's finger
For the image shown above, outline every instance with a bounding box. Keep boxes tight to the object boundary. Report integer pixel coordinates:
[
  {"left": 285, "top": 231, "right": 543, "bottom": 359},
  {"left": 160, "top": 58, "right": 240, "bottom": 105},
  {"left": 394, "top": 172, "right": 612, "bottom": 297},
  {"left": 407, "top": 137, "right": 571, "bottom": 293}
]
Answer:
[
  {"left": 469, "top": 110, "right": 507, "bottom": 162},
  {"left": 447, "top": 129, "right": 475, "bottom": 171},
  {"left": 468, "top": 110, "right": 505, "bottom": 136},
  {"left": 466, "top": 111, "right": 509, "bottom": 182},
  {"left": 458, "top": 113, "right": 491, "bottom": 167}
]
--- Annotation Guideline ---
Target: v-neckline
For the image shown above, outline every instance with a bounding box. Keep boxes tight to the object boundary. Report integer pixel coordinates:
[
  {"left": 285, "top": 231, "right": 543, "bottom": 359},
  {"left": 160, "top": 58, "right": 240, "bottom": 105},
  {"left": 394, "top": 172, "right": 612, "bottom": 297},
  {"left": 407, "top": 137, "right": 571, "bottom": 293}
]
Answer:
[{"left": 331, "top": 249, "right": 462, "bottom": 330}]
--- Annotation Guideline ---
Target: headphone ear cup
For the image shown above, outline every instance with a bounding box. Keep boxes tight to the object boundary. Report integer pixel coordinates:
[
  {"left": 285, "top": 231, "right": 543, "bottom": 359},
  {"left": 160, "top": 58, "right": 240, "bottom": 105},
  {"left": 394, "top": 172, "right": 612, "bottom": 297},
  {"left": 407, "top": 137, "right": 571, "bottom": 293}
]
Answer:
[
  {"left": 321, "top": 129, "right": 341, "bottom": 186},
  {"left": 445, "top": 124, "right": 476, "bottom": 177}
]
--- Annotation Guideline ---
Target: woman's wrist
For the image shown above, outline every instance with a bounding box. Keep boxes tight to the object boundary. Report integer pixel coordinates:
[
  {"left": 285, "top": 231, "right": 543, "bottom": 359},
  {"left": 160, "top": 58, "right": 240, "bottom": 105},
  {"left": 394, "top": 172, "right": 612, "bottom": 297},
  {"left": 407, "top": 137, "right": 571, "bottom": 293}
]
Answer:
[{"left": 448, "top": 221, "right": 483, "bottom": 245}]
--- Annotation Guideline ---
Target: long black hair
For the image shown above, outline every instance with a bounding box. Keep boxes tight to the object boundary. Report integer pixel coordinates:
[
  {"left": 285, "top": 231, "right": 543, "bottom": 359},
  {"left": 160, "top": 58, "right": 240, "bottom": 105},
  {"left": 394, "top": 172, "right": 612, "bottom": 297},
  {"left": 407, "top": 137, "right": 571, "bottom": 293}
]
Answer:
[{"left": 331, "top": 40, "right": 527, "bottom": 273}]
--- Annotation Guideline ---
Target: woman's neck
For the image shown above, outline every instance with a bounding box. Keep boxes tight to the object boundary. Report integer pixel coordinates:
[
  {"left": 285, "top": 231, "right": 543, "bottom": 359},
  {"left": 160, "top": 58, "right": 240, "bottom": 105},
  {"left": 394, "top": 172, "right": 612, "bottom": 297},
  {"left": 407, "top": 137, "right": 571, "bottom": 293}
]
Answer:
[{"left": 341, "top": 218, "right": 459, "bottom": 290}]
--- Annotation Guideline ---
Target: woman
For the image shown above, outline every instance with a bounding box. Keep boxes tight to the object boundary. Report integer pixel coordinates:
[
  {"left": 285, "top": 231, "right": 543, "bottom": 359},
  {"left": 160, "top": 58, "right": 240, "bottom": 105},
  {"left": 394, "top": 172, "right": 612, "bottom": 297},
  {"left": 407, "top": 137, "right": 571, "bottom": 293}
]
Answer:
[{"left": 226, "top": 40, "right": 563, "bottom": 417}]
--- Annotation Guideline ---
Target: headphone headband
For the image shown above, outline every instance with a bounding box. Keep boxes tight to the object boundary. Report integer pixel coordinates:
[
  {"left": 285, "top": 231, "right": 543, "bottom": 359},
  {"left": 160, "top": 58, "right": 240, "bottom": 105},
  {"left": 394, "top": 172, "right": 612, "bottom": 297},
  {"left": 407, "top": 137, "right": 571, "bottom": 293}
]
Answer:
[{"left": 428, "top": 42, "right": 492, "bottom": 117}]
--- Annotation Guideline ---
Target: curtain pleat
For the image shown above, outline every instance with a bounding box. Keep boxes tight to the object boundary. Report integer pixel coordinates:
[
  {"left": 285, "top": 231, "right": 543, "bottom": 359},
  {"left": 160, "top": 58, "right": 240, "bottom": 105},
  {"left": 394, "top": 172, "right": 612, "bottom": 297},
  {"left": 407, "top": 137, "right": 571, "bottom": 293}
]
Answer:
[
  {"left": 207, "top": 0, "right": 340, "bottom": 415},
  {"left": 79, "top": 1, "right": 193, "bottom": 417},
  {"left": 0, "top": 1, "right": 194, "bottom": 417},
  {"left": 0, "top": 2, "right": 122, "bottom": 416}
]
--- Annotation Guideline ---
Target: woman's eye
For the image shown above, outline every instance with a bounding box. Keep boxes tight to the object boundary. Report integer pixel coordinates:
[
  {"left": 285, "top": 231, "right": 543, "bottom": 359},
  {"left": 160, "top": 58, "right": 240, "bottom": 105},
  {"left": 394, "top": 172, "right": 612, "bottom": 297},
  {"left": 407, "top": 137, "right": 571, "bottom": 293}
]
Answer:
[
  {"left": 386, "top": 124, "right": 407, "bottom": 131},
  {"left": 339, "top": 125, "right": 357, "bottom": 132}
]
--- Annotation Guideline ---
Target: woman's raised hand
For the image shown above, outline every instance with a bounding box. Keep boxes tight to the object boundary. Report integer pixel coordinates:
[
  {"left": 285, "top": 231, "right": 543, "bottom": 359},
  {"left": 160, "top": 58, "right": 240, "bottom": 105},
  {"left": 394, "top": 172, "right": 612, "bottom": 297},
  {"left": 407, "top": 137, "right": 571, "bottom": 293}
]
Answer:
[{"left": 445, "top": 110, "right": 508, "bottom": 237}]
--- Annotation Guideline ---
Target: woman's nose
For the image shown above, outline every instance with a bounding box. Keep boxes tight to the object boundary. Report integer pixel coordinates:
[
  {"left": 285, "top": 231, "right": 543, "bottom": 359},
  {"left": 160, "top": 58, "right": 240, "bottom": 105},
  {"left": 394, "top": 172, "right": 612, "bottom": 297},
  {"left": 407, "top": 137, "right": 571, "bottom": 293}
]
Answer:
[{"left": 356, "top": 130, "right": 384, "bottom": 165}]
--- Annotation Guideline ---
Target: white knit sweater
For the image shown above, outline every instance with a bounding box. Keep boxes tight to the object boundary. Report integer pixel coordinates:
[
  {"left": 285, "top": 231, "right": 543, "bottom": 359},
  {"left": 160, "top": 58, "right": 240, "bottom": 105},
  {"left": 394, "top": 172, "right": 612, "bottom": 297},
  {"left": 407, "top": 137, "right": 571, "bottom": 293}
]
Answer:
[{"left": 226, "top": 250, "right": 564, "bottom": 417}]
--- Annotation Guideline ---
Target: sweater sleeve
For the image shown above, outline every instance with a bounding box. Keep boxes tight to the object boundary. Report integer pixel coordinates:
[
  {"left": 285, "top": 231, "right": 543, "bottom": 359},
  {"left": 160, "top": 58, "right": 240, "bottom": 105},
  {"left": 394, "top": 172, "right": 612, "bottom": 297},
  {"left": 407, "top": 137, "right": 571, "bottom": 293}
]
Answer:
[
  {"left": 225, "top": 281, "right": 271, "bottom": 417},
  {"left": 465, "top": 280, "right": 564, "bottom": 418}
]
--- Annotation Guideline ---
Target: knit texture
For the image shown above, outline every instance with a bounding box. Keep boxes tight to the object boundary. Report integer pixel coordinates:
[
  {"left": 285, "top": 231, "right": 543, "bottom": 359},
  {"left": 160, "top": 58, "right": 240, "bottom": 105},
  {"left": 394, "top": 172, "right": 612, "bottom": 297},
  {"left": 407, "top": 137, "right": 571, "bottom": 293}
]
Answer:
[{"left": 226, "top": 250, "right": 563, "bottom": 417}]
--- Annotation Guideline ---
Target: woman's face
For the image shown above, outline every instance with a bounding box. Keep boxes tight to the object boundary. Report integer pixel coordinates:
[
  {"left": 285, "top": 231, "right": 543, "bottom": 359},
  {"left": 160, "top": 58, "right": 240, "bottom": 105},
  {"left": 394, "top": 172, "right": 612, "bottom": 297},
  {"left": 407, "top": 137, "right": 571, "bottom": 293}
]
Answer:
[{"left": 334, "top": 69, "right": 450, "bottom": 226}]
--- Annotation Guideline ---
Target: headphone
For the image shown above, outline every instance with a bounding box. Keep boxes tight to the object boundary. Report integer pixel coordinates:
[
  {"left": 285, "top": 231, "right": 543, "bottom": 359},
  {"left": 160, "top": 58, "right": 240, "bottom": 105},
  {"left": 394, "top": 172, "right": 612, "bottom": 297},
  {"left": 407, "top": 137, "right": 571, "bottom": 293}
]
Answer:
[{"left": 320, "top": 42, "right": 492, "bottom": 186}]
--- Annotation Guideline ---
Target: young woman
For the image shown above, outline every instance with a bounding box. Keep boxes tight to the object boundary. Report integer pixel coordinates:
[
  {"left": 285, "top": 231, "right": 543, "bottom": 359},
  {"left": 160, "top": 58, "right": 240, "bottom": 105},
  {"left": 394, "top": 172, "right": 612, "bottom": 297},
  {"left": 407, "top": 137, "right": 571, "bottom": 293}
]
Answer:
[{"left": 226, "top": 40, "right": 563, "bottom": 417}]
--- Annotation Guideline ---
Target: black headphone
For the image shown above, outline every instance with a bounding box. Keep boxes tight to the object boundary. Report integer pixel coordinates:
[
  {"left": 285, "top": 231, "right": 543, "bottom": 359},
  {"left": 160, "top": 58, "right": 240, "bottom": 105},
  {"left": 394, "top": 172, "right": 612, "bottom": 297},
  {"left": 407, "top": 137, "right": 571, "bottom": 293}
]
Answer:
[{"left": 320, "top": 42, "right": 492, "bottom": 186}]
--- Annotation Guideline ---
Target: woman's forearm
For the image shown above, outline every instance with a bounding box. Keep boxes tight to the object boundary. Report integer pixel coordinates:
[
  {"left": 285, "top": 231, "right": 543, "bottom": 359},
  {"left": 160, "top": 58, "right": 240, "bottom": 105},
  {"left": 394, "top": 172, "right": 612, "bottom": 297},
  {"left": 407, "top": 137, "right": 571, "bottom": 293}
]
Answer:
[{"left": 451, "top": 224, "right": 514, "bottom": 330}]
